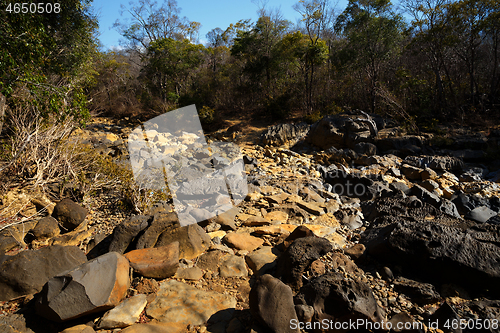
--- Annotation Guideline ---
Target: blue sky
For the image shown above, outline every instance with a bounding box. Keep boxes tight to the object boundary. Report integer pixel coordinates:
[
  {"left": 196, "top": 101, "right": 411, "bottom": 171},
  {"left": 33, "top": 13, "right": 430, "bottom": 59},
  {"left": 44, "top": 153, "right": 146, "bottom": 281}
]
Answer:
[{"left": 90, "top": 0, "right": 349, "bottom": 50}]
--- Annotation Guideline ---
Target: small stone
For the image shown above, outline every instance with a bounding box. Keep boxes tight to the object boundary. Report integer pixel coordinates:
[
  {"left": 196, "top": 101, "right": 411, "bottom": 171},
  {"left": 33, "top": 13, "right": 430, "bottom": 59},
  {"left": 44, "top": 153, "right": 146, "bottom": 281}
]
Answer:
[
  {"left": 344, "top": 244, "right": 366, "bottom": 260},
  {"left": 245, "top": 246, "right": 280, "bottom": 276},
  {"left": 97, "top": 294, "right": 148, "bottom": 329},
  {"left": 223, "top": 233, "right": 264, "bottom": 252},
  {"left": 219, "top": 255, "right": 248, "bottom": 277},
  {"left": 297, "top": 201, "right": 324, "bottom": 216},
  {"left": 175, "top": 267, "right": 203, "bottom": 280},
  {"left": 264, "top": 211, "right": 289, "bottom": 223}
]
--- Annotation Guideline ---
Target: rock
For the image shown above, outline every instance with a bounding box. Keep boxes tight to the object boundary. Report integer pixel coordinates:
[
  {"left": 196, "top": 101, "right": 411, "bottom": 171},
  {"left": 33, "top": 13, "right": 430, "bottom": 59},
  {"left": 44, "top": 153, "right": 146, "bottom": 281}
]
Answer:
[
  {"left": 0, "top": 245, "right": 87, "bottom": 301},
  {"left": 245, "top": 246, "right": 280, "bottom": 276},
  {"left": 362, "top": 219, "right": 500, "bottom": 296},
  {"left": 420, "top": 179, "right": 439, "bottom": 192},
  {"left": 146, "top": 280, "right": 236, "bottom": 326},
  {"left": 275, "top": 237, "right": 333, "bottom": 291},
  {"left": 0, "top": 314, "right": 34, "bottom": 333},
  {"left": 401, "top": 164, "right": 423, "bottom": 180},
  {"left": 97, "top": 294, "right": 148, "bottom": 329},
  {"left": 249, "top": 274, "right": 299, "bottom": 333},
  {"left": 344, "top": 243, "right": 366, "bottom": 261},
  {"left": 296, "top": 201, "right": 324, "bottom": 216},
  {"left": 421, "top": 168, "right": 438, "bottom": 180},
  {"left": 109, "top": 215, "right": 150, "bottom": 254},
  {"left": 264, "top": 210, "right": 289, "bottom": 223},
  {"left": 297, "top": 272, "right": 385, "bottom": 327},
  {"left": 124, "top": 242, "right": 179, "bottom": 279},
  {"left": 120, "top": 323, "right": 187, "bottom": 333},
  {"left": 295, "top": 304, "right": 315, "bottom": 323},
  {"left": 223, "top": 233, "right": 264, "bottom": 252},
  {"left": 243, "top": 216, "right": 273, "bottom": 226},
  {"left": 438, "top": 199, "right": 462, "bottom": 219},
  {"left": 155, "top": 223, "right": 210, "bottom": 260},
  {"left": 135, "top": 212, "right": 180, "bottom": 249},
  {"left": 36, "top": 252, "right": 130, "bottom": 321},
  {"left": 213, "top": 209, "right": 238, "bottom": 230},
  {"left": 219, "top": 254, "right": 248, "bottom": 277},
  {"left": 411, "top": 184, "right": 440, "bottom": 206},
  {"left": 322, "top": 168, "right": 382, "bottom": 200},
  {"left": 52, "top": 198, "right": 88, "bottom": 232},
  {"left": 466, "top": 206, "right": 498, "bottom": 223},
  {"left": 260, "top": 122, "right": 310, "bottom": 146},
  {"left": 175, "top": 267, "right": 203, "bottom": 280},
  {"left": 404, "top": 155, "right": 464, "bottom": 172},
  {"left": 60, "top": 325, "right": 95, "bottom": 333},
  {"left": 31, "top": 216, "right": 60, "bottom": 240},
  {"left": 389, "top": 181, "right": 411, "bottom": 195},
  {"left": 135, "top": 279, "right": 159, "bottom": 294},
  {"left": 196, "top": 250, "right": 224, "bottom": 272},
  {"left": 392, "top": 277, "right": 441, "bottom": 305}
]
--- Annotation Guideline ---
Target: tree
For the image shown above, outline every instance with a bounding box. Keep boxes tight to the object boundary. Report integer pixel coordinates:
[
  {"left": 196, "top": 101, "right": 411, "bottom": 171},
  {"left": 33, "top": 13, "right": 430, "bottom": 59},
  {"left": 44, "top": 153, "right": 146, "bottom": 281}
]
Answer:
[
  {"left": 336, "top": 0, "right": 405, "bottom": 113},
  {"left": 113, "top": 0, "right": 200, "bottom": 54},
  {"left": 144, "top": 38, "right": 206, "bottom": 102},
  {"left": 294, "top": 0, "right": 334, "bottom": 113},
  {"left": 0, "top": 0, "right": 99, "bottom": 121}
]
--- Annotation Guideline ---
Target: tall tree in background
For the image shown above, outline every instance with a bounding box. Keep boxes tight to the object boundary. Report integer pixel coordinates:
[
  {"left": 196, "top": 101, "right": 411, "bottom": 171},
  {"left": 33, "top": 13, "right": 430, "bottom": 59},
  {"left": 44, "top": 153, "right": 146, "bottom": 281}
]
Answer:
[
  {"left": 336, "top": 0, "right": 404, "bottom": 113},
  {"left": 113, "top": 0, "right": 200, "bottom": 54},
  {"left": 294, "top": 0, "right": 333, "bottom": 113}
]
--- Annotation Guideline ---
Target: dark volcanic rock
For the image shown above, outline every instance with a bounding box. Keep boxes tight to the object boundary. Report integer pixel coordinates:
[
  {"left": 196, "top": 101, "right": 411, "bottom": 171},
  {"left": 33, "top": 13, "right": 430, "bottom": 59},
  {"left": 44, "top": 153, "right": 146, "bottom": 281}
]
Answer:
[
  {"left": 135, "top": 212, "right": 180, "bottom": 249},
  {"left": 322, "top": 168, "right": 383, "bottom": 200},
  {"left": 31, "top": 216, "right": 60, "bottom": 240},
  {"left": 275, "top": 237, "right": 333, "bottom": 291},
  {"left": 466, "top": 206, "right": 498, "bottom": 223},
  {"left": 260, "top": 122, "right": 310, "bottom": 146},
  {"left": 109, "top": 215, "right": 150, "bottom": 254},
  {"left": 0, "top": 245, "right": 87, "bottom": 301},
  {"left": 392, "top": 277, "right": 441, "bottom": 305},
  {"left": 36, "top": 252, "right": 130, "bottom": 322},
  {"left": 249, "top": 274, "right": 299, "bottom": 333},
  {"left": 362, "top": 219, "right": 500, "bottom": 296},
  {"left": 404, "top": 155, "right": 464, "bottom": 172},
  {"left": 52, "top": 199, "right": 88, "bottom": 232},
  {"left": 155, "top": 223, "right": 211, "bottom": 260},
  {"left": 296, "top": 272, "right": 385, "bottom": 327}
]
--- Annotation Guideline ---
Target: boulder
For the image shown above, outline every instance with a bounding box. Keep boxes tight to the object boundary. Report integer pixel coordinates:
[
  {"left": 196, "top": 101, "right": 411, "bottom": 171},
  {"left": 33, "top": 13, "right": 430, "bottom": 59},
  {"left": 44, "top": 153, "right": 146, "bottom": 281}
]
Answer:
[
  {"left": 362, "top": 219, "right": 500, "bottom": 296},
  {"left": 51, "top": 199, "right": 88, "bottom": 232},
  {"left": 0, "top": 245, "right": 87, "bottom": 301},
  {"left": 155, "top": 223, "right": 210, "bottom": 260},
  {"left": 146, "top": 280, "right": 236, "bottom": 326},
  {"left": 135, "top": 212, "right": 180, "bottom": 249},
  {"left": 296, "top": 272, "right": 385, "bottom": 327},
  {"left": 249, "top": 274, "right": 299, "bottom": 333},
  {"left": 404, "top": 155, "right": 464, "bottom": 172},
  {"left": 260, "top": 122, "right": 310, "bottom": 146},
  {"left": 31, "top": 216, "right": 60, "bottom": 240},
  {"left": 275, "top": 237, "right": 333, "bottom": 291},
  {"left": 124, "top": 242, "right": 179, "bottom": 279},
  {"left": 36, "top": 252, "right": 130, "bottom": 321},
  {"left": 109, "top": 215, "right": 150, "bottom": 254}
]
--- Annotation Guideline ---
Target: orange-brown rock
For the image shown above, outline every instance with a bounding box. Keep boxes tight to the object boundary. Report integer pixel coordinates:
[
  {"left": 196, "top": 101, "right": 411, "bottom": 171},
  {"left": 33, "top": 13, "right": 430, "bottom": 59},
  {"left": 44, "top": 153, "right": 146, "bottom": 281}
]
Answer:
[{"left": 125, "top": 242, "right": 179, "bottom": 279}]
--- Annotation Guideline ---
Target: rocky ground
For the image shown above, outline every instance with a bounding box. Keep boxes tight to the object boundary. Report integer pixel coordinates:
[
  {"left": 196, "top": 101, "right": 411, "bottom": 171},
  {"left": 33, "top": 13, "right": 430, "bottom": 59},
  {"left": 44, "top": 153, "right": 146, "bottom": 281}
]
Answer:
[{"left": 1, "top": 110, "right": 500, "bottom": 333}]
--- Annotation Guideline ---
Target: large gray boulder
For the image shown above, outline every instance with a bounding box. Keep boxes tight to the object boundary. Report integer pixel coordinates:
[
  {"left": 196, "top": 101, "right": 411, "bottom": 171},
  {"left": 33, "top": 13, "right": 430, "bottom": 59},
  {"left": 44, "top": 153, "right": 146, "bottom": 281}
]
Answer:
[
  {"left": 362, "top": 219, "right": 500, "bottom": 296},
  {"left": 0, "top": 245, "right": 87, "bottom": 301},
  {"left": 249, "top": 274, "right": 299, "bottom": 333},
  {"left": 36, "top": 252, "right": 130, "bottom": 322},
  {"left": 109, "top": 215, "right": 150, "bottom": 254}
]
